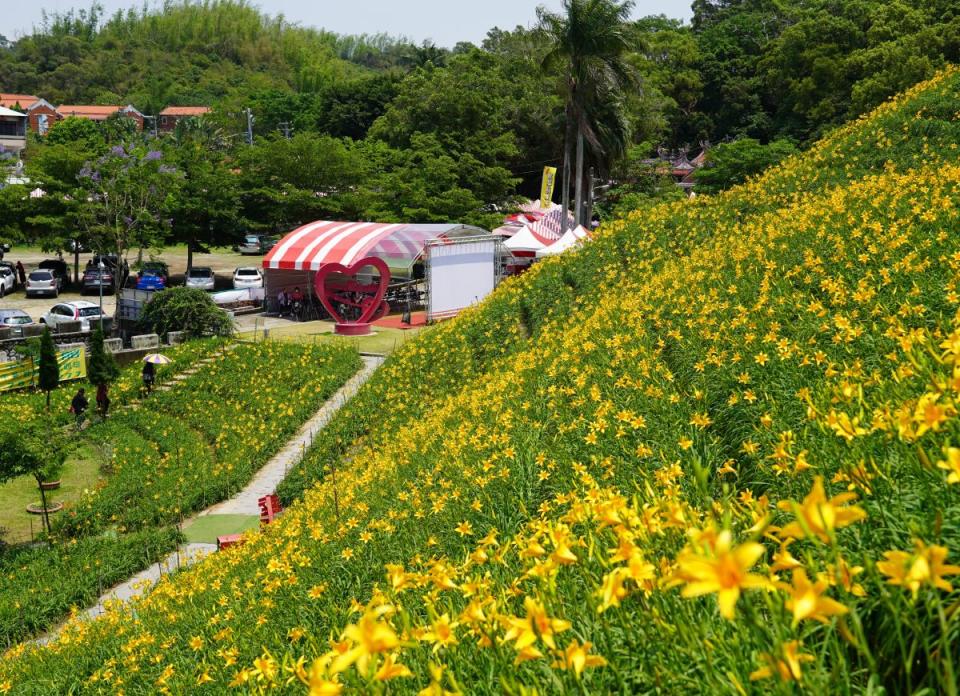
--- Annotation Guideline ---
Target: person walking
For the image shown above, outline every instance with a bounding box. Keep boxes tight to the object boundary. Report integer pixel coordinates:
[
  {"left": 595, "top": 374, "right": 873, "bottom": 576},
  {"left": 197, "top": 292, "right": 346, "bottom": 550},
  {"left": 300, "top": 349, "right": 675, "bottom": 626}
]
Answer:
[
  {"left": 15, "top": 260, "right": 25, "bottom": 286},
  {"left": 276, "top": 288, "right": 288, "bottom": 316},
  {"left": 71, "top": 387, "right": 89, "bottom": 430},
  {"left": 142, "top": 361, "right": 155, "bottom": 394},
  {"left": 96, "top": 382, "right": 110, "bottom": 418}
]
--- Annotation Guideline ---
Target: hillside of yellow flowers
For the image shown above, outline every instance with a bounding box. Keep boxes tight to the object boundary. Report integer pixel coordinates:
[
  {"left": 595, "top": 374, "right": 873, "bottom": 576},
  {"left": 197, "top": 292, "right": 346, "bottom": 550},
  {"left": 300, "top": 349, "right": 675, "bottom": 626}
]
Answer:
[{"left": 4, "top": 67, "right": 960, "bottom": 694}]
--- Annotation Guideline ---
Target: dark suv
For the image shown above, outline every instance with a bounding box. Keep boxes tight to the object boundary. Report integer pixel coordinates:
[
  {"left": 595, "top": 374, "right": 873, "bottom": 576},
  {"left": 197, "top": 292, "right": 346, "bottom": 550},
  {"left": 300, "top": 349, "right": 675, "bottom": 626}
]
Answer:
[
  {"left": 88, "top": 254, "right": 129, "bottom": 285},
  {"left": 88, "top": 254, "right": 127, "bottom": 272},
  {"left": 82, "top": 265, "right": 115, "bottom": 294}
]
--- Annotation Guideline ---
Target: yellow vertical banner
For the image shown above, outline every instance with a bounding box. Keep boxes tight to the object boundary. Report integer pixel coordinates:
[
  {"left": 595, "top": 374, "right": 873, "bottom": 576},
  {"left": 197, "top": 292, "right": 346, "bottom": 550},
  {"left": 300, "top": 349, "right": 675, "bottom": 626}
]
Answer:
[
  {"left": 540, "top": 166, "right": 557, "bottom": 209},
  {"left": 0, "top": 346, "right": 86, "bottom": 393}
]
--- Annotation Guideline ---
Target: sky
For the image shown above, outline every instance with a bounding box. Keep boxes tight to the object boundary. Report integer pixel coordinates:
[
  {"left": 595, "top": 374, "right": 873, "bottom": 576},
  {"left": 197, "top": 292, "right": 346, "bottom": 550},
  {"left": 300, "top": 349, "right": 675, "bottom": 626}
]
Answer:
[{"left": 0, "top": 0, "right": 693, "bottom": 47}]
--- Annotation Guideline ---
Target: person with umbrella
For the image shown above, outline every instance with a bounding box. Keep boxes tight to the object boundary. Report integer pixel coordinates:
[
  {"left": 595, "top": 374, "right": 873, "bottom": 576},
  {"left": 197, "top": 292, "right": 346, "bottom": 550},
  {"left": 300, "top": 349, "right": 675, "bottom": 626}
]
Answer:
[{"left": 141, "top": 353, "right": 171, "bottom": 394}]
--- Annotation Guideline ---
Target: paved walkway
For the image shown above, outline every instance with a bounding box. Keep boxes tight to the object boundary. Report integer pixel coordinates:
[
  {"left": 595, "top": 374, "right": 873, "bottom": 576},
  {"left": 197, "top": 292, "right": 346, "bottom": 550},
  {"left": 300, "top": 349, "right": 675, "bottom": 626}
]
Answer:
[
  {"left": 36, "top": 353, "right": 384, "bottom": 644},
  {"left": 199, "top": 354, "right": 383, "bottom": 516}
]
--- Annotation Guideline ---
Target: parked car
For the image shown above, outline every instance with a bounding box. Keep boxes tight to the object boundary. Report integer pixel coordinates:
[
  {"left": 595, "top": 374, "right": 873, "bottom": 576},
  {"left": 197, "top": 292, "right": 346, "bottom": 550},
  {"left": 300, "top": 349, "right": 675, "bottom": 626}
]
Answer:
[
  {"left": 232, "top": 267, "right": 263, "bottom": 289},
  {"left": 0, "top": 267, "right": 14, "bottom": 297},
  {"left": 185, "top": 266, "right": 215, "bottom": 291},
  {"left": 25, "top": 269, "right": 61, "bottom": 297},
  {"left": 38, "top": 259, "right": 68, "bottom": 290},
  {"left": 40, "top": 300, "right": 108, "bottom": 333},
  {"left": 140, "top": 261, "right": 170, "bottom": 285},
  {"left": 136, "top": 268, "right": 167, "bottom": 291},
  {"left": 0, "top": 309, "right": 32, "bottom": 336},
  {"left": 87, "top": 253, "right": 121, "bottom": 270},
  {"left": 82, "top": 266, "right": 115, "bottom": 295},
  {"left": 239, "top": 234, "right": 278, "bottom": 255}
]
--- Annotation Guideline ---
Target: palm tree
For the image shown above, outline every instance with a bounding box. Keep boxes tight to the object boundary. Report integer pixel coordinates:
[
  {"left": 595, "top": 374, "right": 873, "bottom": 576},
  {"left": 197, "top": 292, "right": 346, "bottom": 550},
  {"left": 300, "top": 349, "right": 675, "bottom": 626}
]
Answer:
[{"left": 539, "top": 0, "right": 636, "bottom": 228}]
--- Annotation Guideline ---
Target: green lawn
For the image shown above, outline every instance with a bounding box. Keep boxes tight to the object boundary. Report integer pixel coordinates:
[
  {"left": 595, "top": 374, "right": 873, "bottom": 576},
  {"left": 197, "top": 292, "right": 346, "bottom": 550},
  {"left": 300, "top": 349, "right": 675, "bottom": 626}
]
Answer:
[
  {"left": 0, "top": 443, "right": 102, "bottom": 544},
  {"left": 182, "top": 514, "right": 261, "bottom": 544},
  {"left": 237, "top": 321, "right": 427, "bottom": 355}
]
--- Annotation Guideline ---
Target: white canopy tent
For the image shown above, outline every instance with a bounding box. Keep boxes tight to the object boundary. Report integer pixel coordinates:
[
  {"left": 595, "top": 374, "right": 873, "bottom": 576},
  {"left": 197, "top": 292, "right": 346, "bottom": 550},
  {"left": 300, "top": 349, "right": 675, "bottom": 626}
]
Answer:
[
  {"left": 535, "top": 225, "right": 590, "bottom": 258},
  {"left": 503, "top": 225, "right": 551, "bottom": 254}
]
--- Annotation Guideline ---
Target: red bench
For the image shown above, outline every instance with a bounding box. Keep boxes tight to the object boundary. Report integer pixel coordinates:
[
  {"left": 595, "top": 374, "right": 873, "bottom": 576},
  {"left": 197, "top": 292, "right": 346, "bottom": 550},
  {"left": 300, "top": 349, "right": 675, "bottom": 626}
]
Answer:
[
  {"left": 217, "top": 534, "right": 244, "bottom": 550},
  {"left": 258, "top": 494, "right": 283, "bottom": 525}
]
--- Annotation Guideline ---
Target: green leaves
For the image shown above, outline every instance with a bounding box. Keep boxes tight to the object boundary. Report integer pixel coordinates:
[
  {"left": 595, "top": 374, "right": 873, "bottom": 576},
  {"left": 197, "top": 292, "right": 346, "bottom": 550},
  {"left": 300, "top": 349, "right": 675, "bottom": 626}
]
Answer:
[
  {"left": 694, "top": 138, "right": 798, "bottom": 193},
  {"left": 138, "top": 287, "right": 233, "bottom": 340}
]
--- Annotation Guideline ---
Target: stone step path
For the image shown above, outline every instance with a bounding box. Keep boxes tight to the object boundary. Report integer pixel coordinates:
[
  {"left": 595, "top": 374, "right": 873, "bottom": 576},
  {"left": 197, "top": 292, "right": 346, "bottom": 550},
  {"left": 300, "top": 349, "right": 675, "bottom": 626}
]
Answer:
[{"left": 35, "top": 352, "right": 384, "bottom": 645}]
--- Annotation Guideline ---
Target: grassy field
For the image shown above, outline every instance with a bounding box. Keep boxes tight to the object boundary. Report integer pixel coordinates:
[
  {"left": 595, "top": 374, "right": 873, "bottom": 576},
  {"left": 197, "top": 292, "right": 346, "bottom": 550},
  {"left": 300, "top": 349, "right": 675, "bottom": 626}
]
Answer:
[
  {"left": 182, "top": 515, "right": 261, "bottom": 544},
  {"left": 236, "top": 318, "right": 427, "bottom": 355}
]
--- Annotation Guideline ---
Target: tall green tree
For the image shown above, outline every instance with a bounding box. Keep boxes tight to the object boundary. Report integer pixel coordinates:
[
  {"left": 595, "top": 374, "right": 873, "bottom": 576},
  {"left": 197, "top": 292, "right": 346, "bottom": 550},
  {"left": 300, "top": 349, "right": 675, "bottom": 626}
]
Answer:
[
  {"left": 38, "top": 326, "right": 59, "bottom": 410},
  {"left": 539, "top": 0, "right": 636, "bottom": 227},
  {"left": 87, "top": 326, "right": 119, "bottom": 389},
  {"left": 166, "top": 123, "right": 242, "bottom": 272},
  {"left": 694, "top": 137, "right": 797, "bottom": 193}
]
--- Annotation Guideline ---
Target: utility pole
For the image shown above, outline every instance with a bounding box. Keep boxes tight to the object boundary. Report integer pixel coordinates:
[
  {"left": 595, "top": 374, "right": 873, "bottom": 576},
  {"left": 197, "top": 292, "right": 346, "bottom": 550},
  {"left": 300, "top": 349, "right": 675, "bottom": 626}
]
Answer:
[
  {"left": 279, "top": 121, "right": 292, "bottom": 139},
  {"left": 245, "top": 108, "right": 255, "bottom": 146}
]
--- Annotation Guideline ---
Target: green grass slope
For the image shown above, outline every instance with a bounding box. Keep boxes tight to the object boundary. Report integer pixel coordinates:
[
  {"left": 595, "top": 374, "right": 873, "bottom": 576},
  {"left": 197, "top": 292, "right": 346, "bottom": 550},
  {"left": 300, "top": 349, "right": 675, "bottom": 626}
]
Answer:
[{"left": 4, "top": 67, "right": 960, "bottom": 694}]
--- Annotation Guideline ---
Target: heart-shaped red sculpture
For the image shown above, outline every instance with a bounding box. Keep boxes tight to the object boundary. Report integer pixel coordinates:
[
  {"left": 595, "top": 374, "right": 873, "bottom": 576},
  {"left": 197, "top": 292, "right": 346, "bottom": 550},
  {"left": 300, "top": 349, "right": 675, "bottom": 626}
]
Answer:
[{"left": 314, "top": 256, "right": 391, "bottom": 327}]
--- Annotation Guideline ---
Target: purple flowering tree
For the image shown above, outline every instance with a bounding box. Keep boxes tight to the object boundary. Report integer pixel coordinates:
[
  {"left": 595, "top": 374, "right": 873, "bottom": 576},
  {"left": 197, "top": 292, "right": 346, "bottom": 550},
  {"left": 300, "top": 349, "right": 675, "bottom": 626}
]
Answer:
[{"left": 76, "top": 145, "right": 181, "bottom": 290}]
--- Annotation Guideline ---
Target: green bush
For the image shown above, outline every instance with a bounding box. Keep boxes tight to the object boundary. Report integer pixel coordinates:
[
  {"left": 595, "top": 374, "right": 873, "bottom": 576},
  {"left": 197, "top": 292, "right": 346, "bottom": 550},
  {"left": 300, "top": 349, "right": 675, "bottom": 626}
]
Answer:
[{"left": 139, "top": 287, "right": 233, "bottom": 339}]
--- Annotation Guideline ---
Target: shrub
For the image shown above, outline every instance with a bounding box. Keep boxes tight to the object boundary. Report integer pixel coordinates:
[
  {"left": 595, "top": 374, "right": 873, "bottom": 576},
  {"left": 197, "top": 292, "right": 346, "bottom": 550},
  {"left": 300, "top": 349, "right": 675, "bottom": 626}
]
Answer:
[{"left": 139, "top": 286, "right": 233, "bottom": 339}]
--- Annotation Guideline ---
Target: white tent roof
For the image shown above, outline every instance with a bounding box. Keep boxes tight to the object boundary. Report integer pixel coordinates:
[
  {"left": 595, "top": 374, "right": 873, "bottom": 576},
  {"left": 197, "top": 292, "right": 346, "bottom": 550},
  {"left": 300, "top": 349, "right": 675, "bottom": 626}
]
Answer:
[
  {"left": 503, "top": 225, "right": 549, "bottom": 253},
  {"left": 491, "top": 222, "right": 525, "bottom": 237},
  {"left": 535, "top": 225, "right": 590, "bottom": 258},
  {"left": 0, "top": 106, "right": 25, "bottom": 117}
]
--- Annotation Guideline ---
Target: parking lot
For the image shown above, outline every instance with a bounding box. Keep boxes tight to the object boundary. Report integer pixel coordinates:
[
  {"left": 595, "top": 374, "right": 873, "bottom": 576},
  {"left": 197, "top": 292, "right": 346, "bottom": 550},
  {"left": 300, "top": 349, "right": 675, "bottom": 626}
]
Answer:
[{"left": 0, "top": 245, "right": 262, "bottom": 323}]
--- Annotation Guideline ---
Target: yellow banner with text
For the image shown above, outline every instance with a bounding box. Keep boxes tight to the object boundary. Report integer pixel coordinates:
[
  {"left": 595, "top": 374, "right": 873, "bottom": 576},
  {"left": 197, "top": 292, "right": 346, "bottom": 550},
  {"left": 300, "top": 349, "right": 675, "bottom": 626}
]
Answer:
[{"left": 0, "top": 346, "right": 87, "bottom": 393}]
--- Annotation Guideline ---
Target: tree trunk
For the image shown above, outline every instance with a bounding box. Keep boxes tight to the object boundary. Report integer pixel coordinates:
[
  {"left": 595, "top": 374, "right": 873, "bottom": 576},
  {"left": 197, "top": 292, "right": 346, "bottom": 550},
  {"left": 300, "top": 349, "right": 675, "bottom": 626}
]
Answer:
[
  {"left": 585, "top": 166, "right": 595, "bottom": 229},
  {"left": 574, "top": 127, "right": 585, "bottom": 228},
  {"left": 187, "top": 238, "right": 194, "bottom": 275},
  {"left": 36, "top": 477, "right": 50, "bottom": 535},
  {"left": 73, "top": 243, "right": 80, "bottom": 284},
  {"left": 561, "top": 119, "right": 573, "bottom": 234}
]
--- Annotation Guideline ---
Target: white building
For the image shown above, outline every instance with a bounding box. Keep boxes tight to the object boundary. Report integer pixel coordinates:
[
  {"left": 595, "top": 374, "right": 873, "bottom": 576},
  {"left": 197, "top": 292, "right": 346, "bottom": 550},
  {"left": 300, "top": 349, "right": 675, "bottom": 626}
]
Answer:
[{"left": 0, "top": 106, "right": 27, "bottom": 155}]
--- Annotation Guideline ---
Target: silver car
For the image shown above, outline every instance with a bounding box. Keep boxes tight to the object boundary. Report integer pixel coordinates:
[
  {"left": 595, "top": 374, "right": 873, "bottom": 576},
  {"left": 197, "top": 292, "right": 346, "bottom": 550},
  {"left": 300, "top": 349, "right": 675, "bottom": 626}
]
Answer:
[
  {"left": 0, "top": 309, "right": 33, "bottom": 336},
  {"left": 25, "top": 270, "right": 60, "bottom": 298},
  {"left": 185, "top": 266, "right": 216, "bottom": 291}
]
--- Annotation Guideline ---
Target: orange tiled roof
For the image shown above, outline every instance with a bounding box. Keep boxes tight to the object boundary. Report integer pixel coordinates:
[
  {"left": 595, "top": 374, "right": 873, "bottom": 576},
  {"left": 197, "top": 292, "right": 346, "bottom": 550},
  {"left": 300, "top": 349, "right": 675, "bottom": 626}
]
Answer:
[
  {"left": 58, "top": 105, "right": 140, "bottom": 120},
  {"left": 159, "top": 106, "right": 210, "bottom": 117},
  {"left": 0, "top": 93, "right": 39, "bottom": 109}
]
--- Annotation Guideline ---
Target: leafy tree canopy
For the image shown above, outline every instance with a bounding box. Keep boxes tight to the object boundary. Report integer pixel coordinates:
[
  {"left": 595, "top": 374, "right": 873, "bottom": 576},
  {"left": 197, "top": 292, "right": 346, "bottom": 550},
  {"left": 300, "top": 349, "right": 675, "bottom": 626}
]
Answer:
[{"left": 139, "top": 286, "right": 233, "bottom": 339}]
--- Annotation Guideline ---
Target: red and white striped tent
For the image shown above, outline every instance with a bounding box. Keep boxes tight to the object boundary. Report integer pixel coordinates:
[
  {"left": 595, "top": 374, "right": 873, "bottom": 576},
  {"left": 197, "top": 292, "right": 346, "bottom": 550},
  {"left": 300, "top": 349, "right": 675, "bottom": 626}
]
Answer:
[{"left": 262, "top": 220, "right": 489, "bottom": 295}]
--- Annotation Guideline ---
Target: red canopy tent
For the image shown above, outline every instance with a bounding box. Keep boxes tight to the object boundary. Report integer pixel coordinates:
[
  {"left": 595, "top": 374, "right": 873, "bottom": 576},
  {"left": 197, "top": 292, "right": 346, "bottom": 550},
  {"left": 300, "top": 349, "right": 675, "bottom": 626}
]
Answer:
[{"left": 263, "top": 221, "right": 489, "bottom": 334}]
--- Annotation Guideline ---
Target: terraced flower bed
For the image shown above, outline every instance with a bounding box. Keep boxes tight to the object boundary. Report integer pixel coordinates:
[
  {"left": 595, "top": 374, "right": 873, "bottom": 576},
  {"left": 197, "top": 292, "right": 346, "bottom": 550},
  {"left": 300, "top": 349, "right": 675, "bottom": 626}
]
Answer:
[
  {"left": 58, "top": 341, "right": 362, "bottom": 537},
  {"left": 0, "top": 340, "right": 360, "bottom": 647}
]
